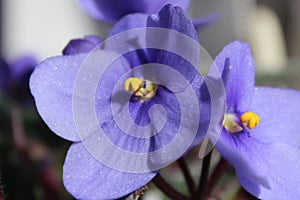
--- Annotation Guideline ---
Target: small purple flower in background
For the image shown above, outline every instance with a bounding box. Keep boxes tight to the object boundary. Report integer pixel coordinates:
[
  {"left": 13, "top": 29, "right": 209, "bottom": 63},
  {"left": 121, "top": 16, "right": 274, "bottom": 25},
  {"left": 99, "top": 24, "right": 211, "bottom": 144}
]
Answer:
[
  {"left": 62, "top": 35, "right": 102, "bottom": 55},
  {"left": 77, "top": 0, "right": 190, "bottom": 24},
  {"left": 0, "top": 55, "right": 37, "bottom": 102},
  {"left": 30, "top": 5, "right": 211, "bottom": 199},
  {"left": 211, "top": 41, "right": 300, "bottom": 199},
  {"left": 77, "top": 0, "right": 217, "bottom": 31}
]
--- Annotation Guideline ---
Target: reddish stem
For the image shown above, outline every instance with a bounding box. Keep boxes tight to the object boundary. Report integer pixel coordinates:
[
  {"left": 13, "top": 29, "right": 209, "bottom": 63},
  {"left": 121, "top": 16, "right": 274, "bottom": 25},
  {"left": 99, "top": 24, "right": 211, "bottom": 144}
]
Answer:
[
  {"left": 10, "top": 103, "right": 62, "bottom": 199},
  {"left": 11, "top": 103, "right": 27, "bottom": 152},
  {"left": 207, "top": 158, "right": 227, "bottom": 196}
]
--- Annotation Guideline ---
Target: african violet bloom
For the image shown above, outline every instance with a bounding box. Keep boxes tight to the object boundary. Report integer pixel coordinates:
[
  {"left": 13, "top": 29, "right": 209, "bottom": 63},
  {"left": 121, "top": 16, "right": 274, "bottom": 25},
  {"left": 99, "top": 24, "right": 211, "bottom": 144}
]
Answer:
[
  {"left": 0, "top": 56, "right": 37, "bottom": 102},
  {"left": 212, "top": 41, "right": 300, "bottom": 199},
  {"left": 30, "top": 5, "right": 211, "bottom": 199}
]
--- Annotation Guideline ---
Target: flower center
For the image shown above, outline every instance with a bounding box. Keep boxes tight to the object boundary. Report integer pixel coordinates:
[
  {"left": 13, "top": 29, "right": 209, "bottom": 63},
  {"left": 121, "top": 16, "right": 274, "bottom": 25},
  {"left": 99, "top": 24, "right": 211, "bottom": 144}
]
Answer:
[
  {"left": 124, "top": 77, "right": 157, "bottom": 100},
  {"left": 223, "top": 112, "right": 260, "bottom": 133}
]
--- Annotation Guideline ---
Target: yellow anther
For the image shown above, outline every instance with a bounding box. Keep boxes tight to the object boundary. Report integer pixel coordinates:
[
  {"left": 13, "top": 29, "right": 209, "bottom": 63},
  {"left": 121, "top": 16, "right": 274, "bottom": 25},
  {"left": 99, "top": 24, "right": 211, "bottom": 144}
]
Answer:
[
  {"left": 240, "top": 112, "right": 260, "bottom": 129},
  {"left": 124, "top": 77, "right": 156, "bottom": 100},
  {"left": 124, "top": 77, "right": 143, "bottom": 93},
  {"left": 253, "top": 113, "right": 260, "bottom": 124}
]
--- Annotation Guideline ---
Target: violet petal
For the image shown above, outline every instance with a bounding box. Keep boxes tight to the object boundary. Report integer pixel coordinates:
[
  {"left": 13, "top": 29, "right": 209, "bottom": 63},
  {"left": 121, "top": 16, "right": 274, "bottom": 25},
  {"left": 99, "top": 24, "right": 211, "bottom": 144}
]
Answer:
[{"left": 63, "top": 142, "right": 156, "bottom": 200}]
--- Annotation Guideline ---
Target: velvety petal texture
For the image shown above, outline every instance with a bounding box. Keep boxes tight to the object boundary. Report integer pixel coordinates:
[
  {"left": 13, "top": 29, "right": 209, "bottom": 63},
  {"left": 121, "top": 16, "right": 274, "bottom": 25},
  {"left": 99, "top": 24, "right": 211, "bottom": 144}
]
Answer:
[
  {"left": 147, "top": 4, "right": 197, "bottom": 41},
  {"left": 63, "top": 142, "right": 156, "bottom": 200},
  {"left": 31, "top": 36, "right": 103, "bottom": 141},
  {"left": 250, "top": 87, "right": 300, "bottom": 146},
  {"left": 77, "top": 0, "right": 190, "bottom": 23},
  {"left": 30, "top": 55, "right": 85, "bottom": 142},
  {"left": 144, "top": 5, "right": 200, "bottom": 86},
  {"left": 213, "top": 41, "right": 255, "bottom": 113}
]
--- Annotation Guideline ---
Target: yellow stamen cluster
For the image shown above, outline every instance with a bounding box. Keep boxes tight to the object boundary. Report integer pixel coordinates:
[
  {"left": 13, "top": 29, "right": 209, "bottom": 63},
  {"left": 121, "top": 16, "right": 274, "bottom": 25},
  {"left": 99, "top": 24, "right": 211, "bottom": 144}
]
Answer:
[
  {"left": 124, "top": 77, "right": 156, "bottom": 100},
  {"left": 240, "top": 112, "right": 260, "bottom": 129}
]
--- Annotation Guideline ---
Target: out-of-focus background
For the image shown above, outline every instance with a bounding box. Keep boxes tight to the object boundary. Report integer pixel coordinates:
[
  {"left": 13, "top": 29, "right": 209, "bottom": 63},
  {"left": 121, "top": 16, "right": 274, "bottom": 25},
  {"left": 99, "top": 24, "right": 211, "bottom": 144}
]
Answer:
[
  {"left": 0, "top": 0, "right": 299, "bottom": 199},
  {"left": 2, "top": 0, "right": 300, "bottom": 88}
]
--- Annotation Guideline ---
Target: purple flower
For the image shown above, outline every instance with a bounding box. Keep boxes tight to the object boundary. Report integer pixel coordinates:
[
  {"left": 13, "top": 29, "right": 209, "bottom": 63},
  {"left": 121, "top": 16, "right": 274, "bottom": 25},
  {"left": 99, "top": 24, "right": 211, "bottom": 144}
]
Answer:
[
  {"left": 77, "top": 0, "right": 190, "bottom": 24},
  {"left": 212, "top": 41, "right": 300, "bottom": 199},
  {"left": 62, "top": 35, "right": 102, "bottom": 55},
  {"left": 77, "top": 0, "right": 217, "bottom": 31},
  {"left": 0, "top": 55, "right": 37, "bottom": 101},
  {"left": 30, "top": 5, "right": 211, "bottom": 199}
]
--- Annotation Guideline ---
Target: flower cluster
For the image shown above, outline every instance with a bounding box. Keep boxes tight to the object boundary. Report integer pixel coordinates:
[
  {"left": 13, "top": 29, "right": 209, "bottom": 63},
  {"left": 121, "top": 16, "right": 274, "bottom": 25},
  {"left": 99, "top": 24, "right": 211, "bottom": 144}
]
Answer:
[{"left": 28, "top": 1, "right": 300, "bottom": 200}]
